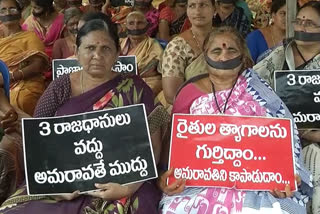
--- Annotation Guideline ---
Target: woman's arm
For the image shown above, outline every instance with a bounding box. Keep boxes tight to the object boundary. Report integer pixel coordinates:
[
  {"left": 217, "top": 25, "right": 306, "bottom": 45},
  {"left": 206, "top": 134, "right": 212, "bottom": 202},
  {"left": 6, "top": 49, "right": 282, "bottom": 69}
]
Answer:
[
  {"left": 10, "top": 55, "right": 47, "bottom": 82},
  {"left": 162, "top": 77, "right": 184, "bottom": 104},
  {"left": 158, "top": 20, "right": 171, "bottom": 42}
]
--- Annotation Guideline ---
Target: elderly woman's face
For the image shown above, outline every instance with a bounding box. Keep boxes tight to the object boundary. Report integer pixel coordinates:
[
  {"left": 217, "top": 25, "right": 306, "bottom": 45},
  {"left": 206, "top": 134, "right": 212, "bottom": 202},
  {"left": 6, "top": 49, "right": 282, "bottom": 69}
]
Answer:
[
  {"left": 76, "top": 30, "right": 119, "bottom": 77},
  {"left": 66, "top": 15, "right": 80, "bottom": 35},
  {"left": 126, "top": 14, "right": 148, "bottom": 39},
  {"left": 0, "top": 0, "right": 21, "bottom": 26},
  {"left": 187, "top": 0, "right": 215, "bottom": 27},
  {"left": 294, "top": 6, "right": 320, "bottom": 46},
  {"left": 206, "top": 34, "right": 242, "bottom": 73}
]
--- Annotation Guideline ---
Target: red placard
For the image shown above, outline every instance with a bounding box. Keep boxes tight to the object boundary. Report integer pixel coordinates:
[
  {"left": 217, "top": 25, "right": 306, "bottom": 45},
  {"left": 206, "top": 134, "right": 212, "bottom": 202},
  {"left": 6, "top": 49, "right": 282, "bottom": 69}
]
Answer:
[{"left": 168, "top": 114, "right": 296, "bottom": 192}]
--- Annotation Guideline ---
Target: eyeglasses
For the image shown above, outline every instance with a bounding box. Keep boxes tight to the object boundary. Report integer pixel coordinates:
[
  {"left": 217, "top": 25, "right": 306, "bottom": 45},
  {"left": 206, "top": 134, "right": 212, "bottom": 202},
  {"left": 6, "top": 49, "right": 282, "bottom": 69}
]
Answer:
[
  {"left": 292, "top": 19, "right": 320, "bottom": 29},
  {"left": 0, "top": 8, "right": 19, "bottom": 15}
]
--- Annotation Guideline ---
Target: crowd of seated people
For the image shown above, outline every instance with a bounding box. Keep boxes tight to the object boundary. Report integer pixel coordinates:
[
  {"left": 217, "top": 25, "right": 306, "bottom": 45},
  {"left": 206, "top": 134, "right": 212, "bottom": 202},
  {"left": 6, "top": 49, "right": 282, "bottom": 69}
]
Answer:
[{"left": 0, "top": 0, "right": 319, "bottom": 213}]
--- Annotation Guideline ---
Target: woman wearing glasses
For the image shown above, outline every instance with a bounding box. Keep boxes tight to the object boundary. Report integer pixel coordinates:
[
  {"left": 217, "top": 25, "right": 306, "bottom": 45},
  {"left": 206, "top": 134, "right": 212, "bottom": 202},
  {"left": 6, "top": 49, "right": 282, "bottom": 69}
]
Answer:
[{"left": 254, "top": 2, "right": 320, "bottom": 213}]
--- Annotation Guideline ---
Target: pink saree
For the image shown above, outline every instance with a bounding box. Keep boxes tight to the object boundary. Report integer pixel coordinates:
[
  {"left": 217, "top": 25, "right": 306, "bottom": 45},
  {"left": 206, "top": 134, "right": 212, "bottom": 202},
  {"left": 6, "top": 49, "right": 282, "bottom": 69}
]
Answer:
[{"left": 22, "top": 13, "right": 65, "bottom": 58}]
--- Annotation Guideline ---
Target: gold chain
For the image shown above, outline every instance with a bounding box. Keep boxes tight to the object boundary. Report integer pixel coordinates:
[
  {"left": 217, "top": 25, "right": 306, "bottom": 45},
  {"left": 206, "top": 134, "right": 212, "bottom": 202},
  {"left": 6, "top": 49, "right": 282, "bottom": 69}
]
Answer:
[{"left": 190, "top": 28, "right": 201, "bottom": 50}]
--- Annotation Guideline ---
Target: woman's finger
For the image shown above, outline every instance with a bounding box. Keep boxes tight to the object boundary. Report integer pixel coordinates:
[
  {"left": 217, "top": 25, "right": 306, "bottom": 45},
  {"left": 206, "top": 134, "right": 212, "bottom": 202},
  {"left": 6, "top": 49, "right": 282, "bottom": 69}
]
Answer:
[
  {"left": 295, "top": 174, "right": 301, "bottom": 186},
  {"left": 95, "top": 183, "right": 111, "bottom": 190},
  {"left": 87, "top": 189, "right": 104, "bottom": 198},
  {"left": 162, "top": 168, "right": 174, "bottom": 180},
  {"left": 165, "top": 179, "right": 183, "bottom": 193},
  {"left": 273, "top": 189, "right": 286, "bottom": 198},
  {"left": 167, "top": 180, "right": 186, "bottom": 196},
  {"left": 285, "top": 184, "right": 293, "bottom": 198}
]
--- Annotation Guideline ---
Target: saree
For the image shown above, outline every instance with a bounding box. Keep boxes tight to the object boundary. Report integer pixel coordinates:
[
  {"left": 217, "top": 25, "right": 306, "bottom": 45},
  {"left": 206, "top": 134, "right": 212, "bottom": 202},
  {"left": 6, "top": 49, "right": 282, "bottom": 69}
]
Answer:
[
  {"left": 0, "top": 31, "right": 48, "bottom": 116},
  {"left": 159, "top": 6, "right": 191, "bottom": 37},
  {"left": 0, "top": 74, "right": 170, "bottom": 214},
  {"left": 254, "top": 39, "right": 320, "bottom": 214},
  {"left": 158, "top": 36, "right": 207, "bottom": 112},
  {"left": 120, "top": 37, "right": 163, "bottom": 95},
  {"left": 160, "top": 69, "right": 313, "bottom": 214},
  {"left": 0, "top": 65, "right": 29, "bottom": 204},
  {"left": 22, "top": 13, "right": 65, "bottom": 58}
]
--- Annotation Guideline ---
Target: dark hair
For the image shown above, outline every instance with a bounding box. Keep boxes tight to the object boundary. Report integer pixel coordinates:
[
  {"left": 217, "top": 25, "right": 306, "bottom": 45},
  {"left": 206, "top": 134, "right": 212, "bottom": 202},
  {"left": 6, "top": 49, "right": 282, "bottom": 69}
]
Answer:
[
  {"left": 270, "top": 0, "right": 286, "bottom": 14},
  {"left": 76, "top": 19, "right": 120, "bottom": 51},
  {"left": 64, "top": 7, "right": 82, "bottom": 24},
  {"left": 0, "top": 0, "right": 22, "bottom": 11},
  {"left": 80, "top": 11, "right": 111, "bottom": 23},
  {"left": 187, "top": 0, "right": 214, "bottom": 6},
  {"left": 217, "top": 0, "right": 235, "bottom": 5},
  {"left": 31, "top": 0, "right": 54, "bottom": 13},
  {"left": 298, "top": 1, "right": 320, "bottom": 17}
]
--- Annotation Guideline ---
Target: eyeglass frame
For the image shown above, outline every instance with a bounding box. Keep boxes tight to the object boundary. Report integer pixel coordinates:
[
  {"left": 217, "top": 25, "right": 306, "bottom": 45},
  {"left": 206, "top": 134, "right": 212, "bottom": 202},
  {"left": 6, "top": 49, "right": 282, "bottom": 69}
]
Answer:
[
  {"left": 292, "top": 18, "right": 320, "bottom": 29},
  {"left": 0, "top": 7, "right": 19, "bottom": 15}
]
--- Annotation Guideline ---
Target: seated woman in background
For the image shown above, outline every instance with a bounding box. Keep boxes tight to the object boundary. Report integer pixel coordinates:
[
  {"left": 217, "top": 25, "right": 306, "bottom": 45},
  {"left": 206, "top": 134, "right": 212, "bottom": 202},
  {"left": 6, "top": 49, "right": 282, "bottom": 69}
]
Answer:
[
  {"left": 0, "top": 0, "right": 48, "bottom": 116},
  {"left": 254, "top": 2, "right": 320, "bottom": 212},
  {"left": 213, "top": 0, "right": 250, "bottom": 37},
  {"left": 159, "top": 0, "right": 215, "bottom": 108},
  {"left": 121, "top": 11, "right": 163, "bottom": 96},
  {"left": 53, "top": 0, "right": 67, "bottom": 13},
  {"left": 52, "top": 7, "right": 82, "bottom": 59},
  {"left": 22, "top": 0, "right": 64, "bottom": 58},
  {"left": 158, "top": 0, "right": 190, "bottom": 42},
  {"left": 82, "top": 0, "right": 105, "bottom": 12},
  {"left": 0, "top": 61, "right": 28, "bottom": 204},
  {"left": 158, "top": 26, "right": 313, "bottom": 214},
  {"left": 103, "top": 0, "right": 160, "bottom": 38},
  {"left": 246, "top": 0, "right": 286, "bottom": 64},
  {"left": 0, "top": 16, "right": 168, "bottom": 214}
]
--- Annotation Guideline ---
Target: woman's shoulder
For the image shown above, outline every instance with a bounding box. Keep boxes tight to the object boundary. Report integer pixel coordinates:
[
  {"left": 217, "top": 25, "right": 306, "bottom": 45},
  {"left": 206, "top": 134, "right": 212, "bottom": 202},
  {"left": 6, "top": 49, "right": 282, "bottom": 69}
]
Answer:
[
  {"left": 52, "top": 74, "right": 71, "bottom": 89},
  {"left": 165, "top": 35, "right": 189, "bottom": 53},
  {"left": 246, "top": 29, "right": 264, "bottom": 40},
  {"left": 176, "top": 73, "right": 209, "bottom": 98}
]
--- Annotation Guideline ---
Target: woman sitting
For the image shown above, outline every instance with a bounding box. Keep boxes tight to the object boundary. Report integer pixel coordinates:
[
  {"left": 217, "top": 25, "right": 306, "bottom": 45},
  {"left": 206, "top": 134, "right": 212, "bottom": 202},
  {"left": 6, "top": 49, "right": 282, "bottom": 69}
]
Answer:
[
  {"left": 103, "top": 0, "right": 160, "bottom": 38},
  {"left": 159, "top": 0, "right": 215, "bottom": 107},
  {"left": 158, "top": 26, "right": 312, "bottom": 214},
  {"left": 121, "top": 11, "right": 163, "bottom": 96},
  {"left": 22, "top": 0, "right": 64, "bottom": 58},
  {"left": 158, "top": 0, "right": 191, "bottom": 42},
  {"left": 213, "top": 0, "right": 250, "bottom": 37},
  {"left": 0, "top": 16, "right": 168, "bottom": 214},
  {"left": 0, "top": 0, "right": 48, "bottom": 116},
  {"left": 52, "top": 7, "right": 82, "bottom": 59},
  {"left": 246, "top": 0, "right": 286, "bottom": 63},
  {"left": 254, "top": 2, "right": 320, "bottom": 212},
  {"left": 0, "top": 61, "right": 28, "bottom": 204}
]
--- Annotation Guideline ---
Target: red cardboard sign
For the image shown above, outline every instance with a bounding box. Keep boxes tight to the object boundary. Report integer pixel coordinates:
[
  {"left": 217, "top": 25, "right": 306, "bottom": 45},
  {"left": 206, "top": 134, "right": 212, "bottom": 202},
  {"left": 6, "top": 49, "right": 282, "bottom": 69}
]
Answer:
[{"left": 168, "top": 114, "right": 296, "bottom": 191}]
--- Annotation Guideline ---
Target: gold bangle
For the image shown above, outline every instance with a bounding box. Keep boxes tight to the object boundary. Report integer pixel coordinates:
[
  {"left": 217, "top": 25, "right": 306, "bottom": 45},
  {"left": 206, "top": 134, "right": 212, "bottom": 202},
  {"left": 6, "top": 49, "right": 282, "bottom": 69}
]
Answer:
[{"left": 18, "top": 69, "right": 24, "bottom": 80}]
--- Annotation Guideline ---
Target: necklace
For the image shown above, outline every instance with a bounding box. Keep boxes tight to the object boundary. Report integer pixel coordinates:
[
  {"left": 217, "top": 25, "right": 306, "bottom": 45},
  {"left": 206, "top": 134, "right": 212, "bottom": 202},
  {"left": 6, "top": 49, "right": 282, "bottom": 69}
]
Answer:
[
  {"left": 190, "top": 28, "right": 201, "bottom": 50},
  {"left": 80, "top": 71, "right": 84, "bottom": 94},
  {"left": 270, "top": 26, "right": 276, "bottom": 47},
  {"left": 210, "top": 79, "right": 238, "bottom": 114}
]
